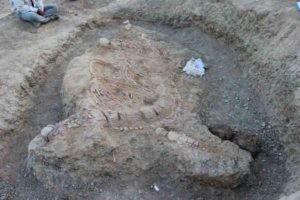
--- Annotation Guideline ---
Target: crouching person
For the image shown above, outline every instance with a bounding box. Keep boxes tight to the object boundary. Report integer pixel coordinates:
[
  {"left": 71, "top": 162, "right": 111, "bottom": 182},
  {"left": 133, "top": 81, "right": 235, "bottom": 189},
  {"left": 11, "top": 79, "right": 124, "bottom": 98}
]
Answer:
[{"left": 9, "top": 0, "right": 59, "bottom": 27}]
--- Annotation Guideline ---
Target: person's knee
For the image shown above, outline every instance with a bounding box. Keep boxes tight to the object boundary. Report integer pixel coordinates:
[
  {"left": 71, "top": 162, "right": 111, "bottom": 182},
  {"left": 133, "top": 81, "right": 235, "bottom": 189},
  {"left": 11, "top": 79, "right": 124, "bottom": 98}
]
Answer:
[
  {"left": 46, "top": 5, "right": 58, "bottom": 14},
  {"left": 52, "top": 5, "right": 58, "bottom": 14},
  {"left": 19, "top": 12, "right": 33, "bottom": 22}
]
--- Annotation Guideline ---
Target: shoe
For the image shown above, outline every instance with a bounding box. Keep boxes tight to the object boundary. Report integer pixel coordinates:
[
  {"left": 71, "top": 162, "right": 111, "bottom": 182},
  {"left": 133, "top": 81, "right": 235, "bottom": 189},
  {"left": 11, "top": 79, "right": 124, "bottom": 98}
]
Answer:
[
  {"left": 50, "top": 15, "right": 59, "bottom": 21},
  {"left": 32, "top": 22, "right": 41, "bottom": 27}
]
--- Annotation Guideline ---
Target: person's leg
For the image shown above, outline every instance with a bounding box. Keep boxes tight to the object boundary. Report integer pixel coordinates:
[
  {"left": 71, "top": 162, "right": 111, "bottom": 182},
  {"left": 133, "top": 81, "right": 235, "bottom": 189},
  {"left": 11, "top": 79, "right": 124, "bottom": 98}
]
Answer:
[
  {"left": 19, "top": 11, "right": 50, "bottom": 27},
  {"left": 43, "top": 5, "right": 58, "bottom": 18}
]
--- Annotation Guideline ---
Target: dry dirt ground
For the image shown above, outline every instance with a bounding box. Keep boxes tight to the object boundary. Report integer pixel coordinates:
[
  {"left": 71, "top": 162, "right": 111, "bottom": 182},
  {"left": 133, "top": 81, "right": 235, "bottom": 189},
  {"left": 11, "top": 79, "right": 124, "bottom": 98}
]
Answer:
[{"left": 0, "top": 0, "right": 300, "bottom": 200}]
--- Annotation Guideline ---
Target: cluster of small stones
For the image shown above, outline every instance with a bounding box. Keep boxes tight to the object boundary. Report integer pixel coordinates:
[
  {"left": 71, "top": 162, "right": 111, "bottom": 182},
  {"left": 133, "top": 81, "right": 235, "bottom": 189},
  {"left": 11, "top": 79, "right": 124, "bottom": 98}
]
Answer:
[
  {"left": 91, "top": 84, "right": 174, "bottom": 118},
  {"left": 92, "top": 107, "right": 167, "bottom": 132},
  {"left": 155, "top": 128, "right": 200, "bottom": 149},
  {"left": 62, "top": 113, "right": 91, "bottom": 128},
  {"left": 40, "top": 113, "right": 92, "bottom": 142},
  {"left": 39, "top": 104, "right": 172, "bottom": 142}
]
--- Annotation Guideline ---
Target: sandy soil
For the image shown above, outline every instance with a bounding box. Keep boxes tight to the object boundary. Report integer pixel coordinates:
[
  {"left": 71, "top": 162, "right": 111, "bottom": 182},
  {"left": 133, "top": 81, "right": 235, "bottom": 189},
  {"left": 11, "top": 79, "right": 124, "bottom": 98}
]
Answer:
[
  {"left": 0, "top": 0, "right": 299, "bottom": 199},
  {"left": 0, "top": 20, "right": 287, "bottom": 200}
]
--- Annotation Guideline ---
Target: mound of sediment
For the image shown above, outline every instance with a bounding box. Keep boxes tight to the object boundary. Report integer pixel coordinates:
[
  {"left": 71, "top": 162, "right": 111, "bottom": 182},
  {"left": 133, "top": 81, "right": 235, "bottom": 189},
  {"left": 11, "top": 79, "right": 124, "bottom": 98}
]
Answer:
[{"left": 27, "top": 23, "right": 253, "bottom": 195}]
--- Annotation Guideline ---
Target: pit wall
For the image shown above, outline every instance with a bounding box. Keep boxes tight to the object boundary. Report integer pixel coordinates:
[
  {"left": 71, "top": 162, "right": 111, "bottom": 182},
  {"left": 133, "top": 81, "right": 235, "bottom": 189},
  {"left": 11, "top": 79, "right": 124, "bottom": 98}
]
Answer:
[
  {"left": 102, "top": 0, "right": 300, "bottom": 195},
  {"left": 0, "top": 16, "right": 109, "bottom": 137}
]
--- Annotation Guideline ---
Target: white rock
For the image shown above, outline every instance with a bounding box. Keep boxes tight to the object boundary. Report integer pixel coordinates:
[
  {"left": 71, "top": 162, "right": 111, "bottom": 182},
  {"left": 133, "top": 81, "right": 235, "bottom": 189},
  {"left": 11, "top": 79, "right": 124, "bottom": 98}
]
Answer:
[
  {"left": 168, "top": 131, "right": 180, "bottom": 141},
  {"left": 155, "top": 128, "right": 168, "bottom": 136},
  {"left": 125, "top": 24, "right": 132, "bottom": 30},
  {"left": 99, "top": 38, "right": 111, "bottom": 47},
  {"left": 183, "top": 58, "right": 206, "bottom": 77},
  {"left": 41, "top": 126, "right": 54, "bottom": 141},
  {"left": 123, "top": 20, "right": 130, "bottom": 25}
]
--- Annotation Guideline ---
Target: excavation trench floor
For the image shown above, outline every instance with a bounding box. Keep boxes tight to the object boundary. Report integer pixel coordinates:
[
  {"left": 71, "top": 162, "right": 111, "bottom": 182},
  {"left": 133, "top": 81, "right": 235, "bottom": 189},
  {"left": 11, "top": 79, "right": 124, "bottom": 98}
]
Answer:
[{"left": 0, "top": 21, "right": 288, "bottom": 200}]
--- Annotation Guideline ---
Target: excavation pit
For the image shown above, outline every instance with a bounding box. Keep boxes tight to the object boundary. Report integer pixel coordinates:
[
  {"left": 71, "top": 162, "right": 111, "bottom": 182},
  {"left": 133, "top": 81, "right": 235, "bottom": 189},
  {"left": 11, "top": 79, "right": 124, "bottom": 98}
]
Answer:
[
  {"left": 1, "top": 1, "right": 300, "bottom": 199},
  {"left": 24, "top": 20, "right": 288, "bottom": 200}
]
